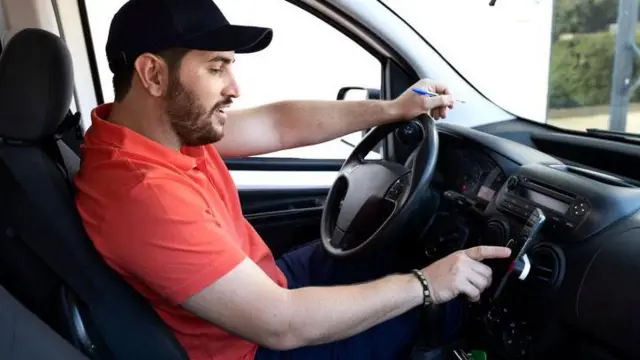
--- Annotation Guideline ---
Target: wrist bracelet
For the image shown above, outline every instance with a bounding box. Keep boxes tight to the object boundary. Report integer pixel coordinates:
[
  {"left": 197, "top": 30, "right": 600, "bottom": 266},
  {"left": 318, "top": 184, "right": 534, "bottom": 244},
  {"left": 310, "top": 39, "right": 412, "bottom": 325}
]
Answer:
[{"left": 411, "top": 269, "right": 433, "bottom": 307}]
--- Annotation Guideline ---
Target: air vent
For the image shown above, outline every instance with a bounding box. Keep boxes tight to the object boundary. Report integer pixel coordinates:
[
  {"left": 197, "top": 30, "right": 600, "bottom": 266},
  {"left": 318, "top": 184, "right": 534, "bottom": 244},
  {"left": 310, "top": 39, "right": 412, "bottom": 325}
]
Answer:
[
  {"left": 528, "top": 244, "right": 565, "bottom": 297},
  {"left": 483, "top": 217, "right": 510, "bottom": 247}
]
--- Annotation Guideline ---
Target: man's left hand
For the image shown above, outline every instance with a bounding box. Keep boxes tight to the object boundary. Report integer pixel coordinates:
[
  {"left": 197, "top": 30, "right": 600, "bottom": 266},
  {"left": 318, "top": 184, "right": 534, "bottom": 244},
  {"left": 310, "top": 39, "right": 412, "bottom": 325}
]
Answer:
[{"left": 392, "top": 79, "right": 456, "bottom": 121}]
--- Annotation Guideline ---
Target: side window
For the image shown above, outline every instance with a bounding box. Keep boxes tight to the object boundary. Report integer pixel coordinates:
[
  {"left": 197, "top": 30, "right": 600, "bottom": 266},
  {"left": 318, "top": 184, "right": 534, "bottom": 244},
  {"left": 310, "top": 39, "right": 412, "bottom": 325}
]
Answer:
[
  {"left": 86, "top": 0, "right": 382, "bottom": 161},
  {"left": 214, "top": 0, "right": 382, "bottom": 160}
]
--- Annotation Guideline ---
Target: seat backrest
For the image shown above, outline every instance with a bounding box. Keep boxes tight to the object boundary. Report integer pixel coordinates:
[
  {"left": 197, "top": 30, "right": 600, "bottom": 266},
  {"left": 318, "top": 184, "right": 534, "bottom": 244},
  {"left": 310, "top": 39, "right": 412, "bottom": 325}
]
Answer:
[{"left": 0, "top": 28, "right": 188, "bottom": 360}]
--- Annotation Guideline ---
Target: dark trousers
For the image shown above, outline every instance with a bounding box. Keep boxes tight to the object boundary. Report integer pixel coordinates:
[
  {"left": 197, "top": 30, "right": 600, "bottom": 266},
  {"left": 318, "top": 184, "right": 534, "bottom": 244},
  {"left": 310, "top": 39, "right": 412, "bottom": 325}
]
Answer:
[{"left": 255, "top": 241, "right": 462, "bottom": 360}]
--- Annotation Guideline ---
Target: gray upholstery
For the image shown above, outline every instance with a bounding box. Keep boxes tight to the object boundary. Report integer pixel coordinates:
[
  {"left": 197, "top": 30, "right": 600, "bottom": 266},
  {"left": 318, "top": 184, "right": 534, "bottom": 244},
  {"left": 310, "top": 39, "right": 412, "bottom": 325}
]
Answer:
[
  {"left": 0, "top": 28, "right": 73, "bottom": 141},
  {"left": 0, "top": 285, "right": 88, "bottom": 360}
]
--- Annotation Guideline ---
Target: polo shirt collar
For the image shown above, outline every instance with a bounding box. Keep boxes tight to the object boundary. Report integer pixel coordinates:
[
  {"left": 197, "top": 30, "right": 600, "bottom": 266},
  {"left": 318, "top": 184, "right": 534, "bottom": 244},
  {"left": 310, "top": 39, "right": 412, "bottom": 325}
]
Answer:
[{"left": 87, "top": 103, "right": 204, "bottom": 171}]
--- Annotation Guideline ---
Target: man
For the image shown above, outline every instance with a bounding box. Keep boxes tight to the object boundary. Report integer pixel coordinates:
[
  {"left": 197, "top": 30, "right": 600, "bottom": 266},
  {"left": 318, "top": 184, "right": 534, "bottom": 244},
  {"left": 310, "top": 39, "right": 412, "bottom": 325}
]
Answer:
[{"left": 75, "top": 0, "right": 511, "bottom": 359}]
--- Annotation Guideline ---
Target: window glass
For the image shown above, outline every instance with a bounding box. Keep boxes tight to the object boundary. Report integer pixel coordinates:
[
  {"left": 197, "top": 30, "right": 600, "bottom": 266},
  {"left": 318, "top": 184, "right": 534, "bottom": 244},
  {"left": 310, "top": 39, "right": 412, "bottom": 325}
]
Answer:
[
  {"left": 381, "top": 0, "right": 553, "bottom": 122},
  {"left": 546, "top": 0, "right": 639, "bottom": 133},
  {"left": 85, "top": 0, "right": 382, "bottom": 160},
  {"left": 382, "top": 0, "right": 640, "bottom": 134}
]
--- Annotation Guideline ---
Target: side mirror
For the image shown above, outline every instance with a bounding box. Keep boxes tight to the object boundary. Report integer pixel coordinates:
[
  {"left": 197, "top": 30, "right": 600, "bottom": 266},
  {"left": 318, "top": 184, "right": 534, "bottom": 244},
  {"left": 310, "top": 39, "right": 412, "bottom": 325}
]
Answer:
[
  {"left": 336, "top": 86, "right": 383, "bottom": 157},
  {"left": 336, "top": 86, "right": 381, "bottom": 101}
]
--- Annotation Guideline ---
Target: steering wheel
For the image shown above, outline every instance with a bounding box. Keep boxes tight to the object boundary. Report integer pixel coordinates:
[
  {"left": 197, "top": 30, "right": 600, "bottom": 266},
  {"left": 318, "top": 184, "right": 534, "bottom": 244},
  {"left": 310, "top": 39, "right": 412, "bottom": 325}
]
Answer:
[{"left": 321, "top": 114, "right": 441, "bottom": 258}]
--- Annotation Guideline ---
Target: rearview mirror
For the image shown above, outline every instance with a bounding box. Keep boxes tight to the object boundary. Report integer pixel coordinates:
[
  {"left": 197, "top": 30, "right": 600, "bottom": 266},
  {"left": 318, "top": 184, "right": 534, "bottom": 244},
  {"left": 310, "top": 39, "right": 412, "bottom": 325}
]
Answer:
[
  {"left": 336, "top": 86, "right": 383, "bottom": 158},
  {"left": 336, "top": 86, "right": 381, "bottom": 101}
]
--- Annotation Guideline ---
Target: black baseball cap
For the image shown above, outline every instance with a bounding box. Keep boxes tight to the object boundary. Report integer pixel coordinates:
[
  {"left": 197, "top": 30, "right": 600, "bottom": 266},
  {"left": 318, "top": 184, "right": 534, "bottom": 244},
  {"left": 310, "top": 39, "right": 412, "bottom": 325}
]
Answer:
[{"left": 106, "top": 0, "right": 273, "bottom": 73}]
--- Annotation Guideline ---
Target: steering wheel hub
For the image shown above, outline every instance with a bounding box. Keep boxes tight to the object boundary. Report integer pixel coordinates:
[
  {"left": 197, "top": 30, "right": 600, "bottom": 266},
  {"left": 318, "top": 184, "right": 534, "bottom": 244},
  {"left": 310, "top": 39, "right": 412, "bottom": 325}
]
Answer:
[{"left": 321, "top": 115, "right": 441, "bottom": 257}]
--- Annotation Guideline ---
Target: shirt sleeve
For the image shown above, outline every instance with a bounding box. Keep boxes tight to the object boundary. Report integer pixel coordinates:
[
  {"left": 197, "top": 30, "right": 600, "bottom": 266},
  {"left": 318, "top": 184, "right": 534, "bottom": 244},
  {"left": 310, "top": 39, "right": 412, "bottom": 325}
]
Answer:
[{"left": 97, "top": 175, "right": 246, "bottom": 305}]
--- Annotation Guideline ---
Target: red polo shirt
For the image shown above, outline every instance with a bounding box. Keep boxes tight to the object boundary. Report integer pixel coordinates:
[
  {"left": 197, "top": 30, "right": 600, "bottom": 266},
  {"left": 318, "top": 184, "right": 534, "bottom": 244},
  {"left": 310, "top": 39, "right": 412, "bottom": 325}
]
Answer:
[{"left": 74, "top": 103, "right": 287, "bottom": 360}]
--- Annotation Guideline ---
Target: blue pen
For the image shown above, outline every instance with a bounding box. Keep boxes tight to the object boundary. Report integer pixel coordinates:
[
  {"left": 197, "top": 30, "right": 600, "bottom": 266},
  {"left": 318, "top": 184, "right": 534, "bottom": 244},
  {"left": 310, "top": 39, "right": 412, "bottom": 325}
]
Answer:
[{"left": 412, "top": 88, "right": 465, "bottom": 103}]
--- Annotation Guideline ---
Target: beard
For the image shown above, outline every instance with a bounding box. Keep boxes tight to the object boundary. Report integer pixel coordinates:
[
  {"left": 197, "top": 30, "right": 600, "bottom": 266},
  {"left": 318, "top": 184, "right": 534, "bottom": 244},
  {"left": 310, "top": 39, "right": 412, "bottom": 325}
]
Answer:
[{"left": 164, "top": 71, "right": 230, "bottom": 147}]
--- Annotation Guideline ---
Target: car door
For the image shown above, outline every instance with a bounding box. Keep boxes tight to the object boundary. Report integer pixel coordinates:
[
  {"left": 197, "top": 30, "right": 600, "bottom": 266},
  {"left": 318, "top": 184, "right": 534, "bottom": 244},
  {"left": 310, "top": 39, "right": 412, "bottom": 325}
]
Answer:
[{"left": 214, "top": 0, "right": 386, "bottom": 257}]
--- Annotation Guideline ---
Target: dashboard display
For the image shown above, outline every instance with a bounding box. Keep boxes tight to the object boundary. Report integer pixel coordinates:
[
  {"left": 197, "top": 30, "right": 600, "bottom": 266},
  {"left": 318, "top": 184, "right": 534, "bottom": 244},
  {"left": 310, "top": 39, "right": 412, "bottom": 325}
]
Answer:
[
  {"left": 437, "top": 148, "right": 503, "bottom": 199},
  {"left": 419, "top": 144, "right": 506, "bottom": 204},
  {"left": 522, "top": 189, "right": 569, "bottom": 214},
  {"left": 477, "top": 186, "right": 496, "bottom": 201}
]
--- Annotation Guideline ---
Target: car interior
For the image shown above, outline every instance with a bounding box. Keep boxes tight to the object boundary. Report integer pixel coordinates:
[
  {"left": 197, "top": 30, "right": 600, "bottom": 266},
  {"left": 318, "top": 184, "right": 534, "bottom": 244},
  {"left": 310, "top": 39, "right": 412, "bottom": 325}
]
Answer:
[
  {"left": 0, "top": 283, "right": 89, "bottom": 360},
  {"left": 1, "top": 1, "right": 640, "bottom": 360}
]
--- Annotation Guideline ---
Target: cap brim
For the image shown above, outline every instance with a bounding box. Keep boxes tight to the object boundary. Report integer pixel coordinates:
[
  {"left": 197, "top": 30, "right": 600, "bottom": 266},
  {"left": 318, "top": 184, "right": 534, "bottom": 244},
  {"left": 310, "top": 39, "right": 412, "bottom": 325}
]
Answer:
[{"left": 181, "top": 25, "right": 273, "bottom": 54}]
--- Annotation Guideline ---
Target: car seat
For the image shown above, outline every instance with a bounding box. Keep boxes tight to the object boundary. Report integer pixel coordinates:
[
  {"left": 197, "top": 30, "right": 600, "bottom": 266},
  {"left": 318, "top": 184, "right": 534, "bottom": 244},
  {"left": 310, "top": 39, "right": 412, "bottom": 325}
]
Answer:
[
  {"left": 0, "top": 28, "right": 188, "bottom": 360},
  {"left": 0, "top": 284, "right": 89, "bottom": 360}
]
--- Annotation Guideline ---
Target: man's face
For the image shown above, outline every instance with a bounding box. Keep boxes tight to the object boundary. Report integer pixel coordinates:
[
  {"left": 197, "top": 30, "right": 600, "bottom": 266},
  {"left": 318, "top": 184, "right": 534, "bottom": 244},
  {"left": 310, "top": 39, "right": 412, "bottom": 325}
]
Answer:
[{"left": 163, "top": 50, "right": 239, "bottom": 146}]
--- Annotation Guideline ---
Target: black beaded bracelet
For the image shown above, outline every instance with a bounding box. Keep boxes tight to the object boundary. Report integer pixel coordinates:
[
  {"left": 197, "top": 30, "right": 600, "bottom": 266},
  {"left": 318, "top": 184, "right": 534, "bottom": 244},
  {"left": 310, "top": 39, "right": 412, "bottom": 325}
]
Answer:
[{"left": 411, "top": 269, "right": 433, "bottom": 307}]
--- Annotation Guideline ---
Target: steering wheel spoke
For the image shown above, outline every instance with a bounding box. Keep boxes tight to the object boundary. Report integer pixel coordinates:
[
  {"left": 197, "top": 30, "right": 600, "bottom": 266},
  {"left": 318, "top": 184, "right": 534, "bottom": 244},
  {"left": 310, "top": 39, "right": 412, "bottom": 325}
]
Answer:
[
  {"left": 383, "top": 174, "right": 411, "bottom": 203},
  {"left": 330, "top": 227, "right": 359, "bottom": 249},
  {"left": 330, "top": 227, "right": 346, "bottom": 248}
]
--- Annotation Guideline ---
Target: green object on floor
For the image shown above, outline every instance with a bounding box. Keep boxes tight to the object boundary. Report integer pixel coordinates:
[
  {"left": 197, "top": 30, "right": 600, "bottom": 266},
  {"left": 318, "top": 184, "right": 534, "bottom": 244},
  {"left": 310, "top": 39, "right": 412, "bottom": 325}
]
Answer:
[{"left": 469, "top": 350, "right": 487, "bottom": 360}]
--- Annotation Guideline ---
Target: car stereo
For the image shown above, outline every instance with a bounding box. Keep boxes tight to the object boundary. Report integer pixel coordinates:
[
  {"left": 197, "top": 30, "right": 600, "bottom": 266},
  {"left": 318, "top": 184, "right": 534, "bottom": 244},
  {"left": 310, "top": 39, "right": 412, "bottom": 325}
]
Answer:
[{"left": 496, "top": 174, "right": 590, "bottom": 233}]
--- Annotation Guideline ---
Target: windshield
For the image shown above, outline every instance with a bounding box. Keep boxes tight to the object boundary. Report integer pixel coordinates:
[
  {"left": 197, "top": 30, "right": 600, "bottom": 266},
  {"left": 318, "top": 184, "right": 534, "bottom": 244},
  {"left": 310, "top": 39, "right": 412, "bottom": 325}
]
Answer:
[{"left": 382, "top": 0, "right": 640, "bottom": 134}]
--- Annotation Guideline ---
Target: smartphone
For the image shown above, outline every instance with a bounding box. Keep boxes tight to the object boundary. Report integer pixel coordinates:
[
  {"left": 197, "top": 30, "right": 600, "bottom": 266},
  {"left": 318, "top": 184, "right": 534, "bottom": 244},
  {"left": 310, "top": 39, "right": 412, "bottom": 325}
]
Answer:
[{"left": 491, "top": 208, "right": 546, "bottom": 302}]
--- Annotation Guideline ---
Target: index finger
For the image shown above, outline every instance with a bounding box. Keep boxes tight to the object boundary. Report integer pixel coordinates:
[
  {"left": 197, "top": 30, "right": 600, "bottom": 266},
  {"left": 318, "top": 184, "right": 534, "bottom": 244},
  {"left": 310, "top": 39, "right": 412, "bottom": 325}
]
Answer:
[{"left": 465, "top": 246, "right": 512, "bottom": 261}]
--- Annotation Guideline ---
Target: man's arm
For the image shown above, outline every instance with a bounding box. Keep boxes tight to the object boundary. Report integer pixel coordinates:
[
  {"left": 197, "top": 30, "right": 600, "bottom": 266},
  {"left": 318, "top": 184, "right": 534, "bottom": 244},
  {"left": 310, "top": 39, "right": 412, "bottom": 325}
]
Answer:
[
  {"left": 215, "top": 99, "right": 401, "bottom": 158},
  {"left": 214, "top": 79, "right": 455, "bottom": 158},
  {"left": 183, "top": 259, "right": 423, "bottom": 350},
  {"left": 184, "top": 246, "right": 510, "bottom": 351}
]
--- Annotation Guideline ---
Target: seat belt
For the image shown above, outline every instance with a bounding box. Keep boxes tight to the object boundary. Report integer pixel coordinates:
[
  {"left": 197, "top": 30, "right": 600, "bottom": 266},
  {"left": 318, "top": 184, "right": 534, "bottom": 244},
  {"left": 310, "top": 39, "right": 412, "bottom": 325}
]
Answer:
[
  {"left": 55, "top": 110, "right": 82, "bottom": 139},
  {"left": 0, "top": 147, "right": 99, "bottom": 305},
  {"left": 56, "top": 110, "right": 83, "bottom": 158}
]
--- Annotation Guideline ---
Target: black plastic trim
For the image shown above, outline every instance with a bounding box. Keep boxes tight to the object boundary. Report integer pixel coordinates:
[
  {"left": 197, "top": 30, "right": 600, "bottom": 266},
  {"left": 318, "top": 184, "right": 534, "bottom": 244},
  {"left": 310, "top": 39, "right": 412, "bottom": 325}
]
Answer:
[
  {"left": 225, "top": 157, "right": 343, "bottom": 171},
  {"left": 438, "top": 122, "right": 562, "bottom": 166},
  {"left": 75, "top": 0, "right": 104, "bottom": 105}
]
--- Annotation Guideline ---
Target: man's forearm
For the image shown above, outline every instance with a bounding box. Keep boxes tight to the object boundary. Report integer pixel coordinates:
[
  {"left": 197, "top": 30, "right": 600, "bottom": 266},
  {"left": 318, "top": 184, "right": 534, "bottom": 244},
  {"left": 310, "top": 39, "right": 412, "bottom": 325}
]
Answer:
[
  {"left": 280, "top": 272, "right": 422, "bottom": 349},
  {"left": 271, "top": 99, "right": 405, "bottom": 150},
  {"left": 217, "top": 99, "right": 408, "bottom": 158}
]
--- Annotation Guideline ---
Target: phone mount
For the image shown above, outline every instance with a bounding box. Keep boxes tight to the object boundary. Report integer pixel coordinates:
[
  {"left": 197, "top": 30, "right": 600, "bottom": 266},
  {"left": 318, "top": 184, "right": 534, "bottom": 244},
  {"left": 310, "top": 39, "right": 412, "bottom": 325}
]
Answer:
[
  {"left": 510, "top": 253, "right": 532, "bottom": 281},
  {"left": 491, "top": 208, "right": 546, "bottom": 302}
]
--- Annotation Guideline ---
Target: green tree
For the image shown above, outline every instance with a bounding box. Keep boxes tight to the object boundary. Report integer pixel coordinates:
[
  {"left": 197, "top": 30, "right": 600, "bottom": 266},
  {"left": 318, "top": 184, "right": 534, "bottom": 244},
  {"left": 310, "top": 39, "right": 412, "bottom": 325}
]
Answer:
[
  {"left": 549, "top": 31, "right": 640, "bottom": 108},
  {"left": 553, "top": 0, "right": 620, "bottom": 39}
]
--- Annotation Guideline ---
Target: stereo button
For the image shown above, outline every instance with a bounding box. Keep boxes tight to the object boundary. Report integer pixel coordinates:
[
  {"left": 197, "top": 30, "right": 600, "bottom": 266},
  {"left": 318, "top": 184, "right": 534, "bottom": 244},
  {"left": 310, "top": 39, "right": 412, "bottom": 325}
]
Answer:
[
  {"left": 571, "top": 202, "right": 589, "bottom": 217},
  {"left": 565, "top": 221, "right": 575, "bottom": 230}
]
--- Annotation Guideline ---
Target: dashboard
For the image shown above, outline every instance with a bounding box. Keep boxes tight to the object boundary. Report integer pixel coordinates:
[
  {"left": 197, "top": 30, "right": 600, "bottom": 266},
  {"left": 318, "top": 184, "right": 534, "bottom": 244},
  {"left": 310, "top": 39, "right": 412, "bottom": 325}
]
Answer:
[
  {"left": 404, "top": 121, "right": 640, "bottom": 360},
  {"left": 433, "top": 146, "right": 506, "bottom": 204}
]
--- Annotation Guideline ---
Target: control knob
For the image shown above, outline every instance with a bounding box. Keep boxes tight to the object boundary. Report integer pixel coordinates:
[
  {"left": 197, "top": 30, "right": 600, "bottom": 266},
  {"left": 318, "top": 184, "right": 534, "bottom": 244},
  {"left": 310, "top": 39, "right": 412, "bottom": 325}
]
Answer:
[{"left": 506, "top": 176, "right": 519, "bottom": 190}]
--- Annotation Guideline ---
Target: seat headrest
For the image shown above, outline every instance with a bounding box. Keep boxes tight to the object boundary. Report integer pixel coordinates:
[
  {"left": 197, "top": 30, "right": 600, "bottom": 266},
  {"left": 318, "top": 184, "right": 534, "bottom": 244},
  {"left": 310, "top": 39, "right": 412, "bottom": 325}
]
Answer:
[{"left": 0, "top": 28, "right": 74, "bottom": 142}]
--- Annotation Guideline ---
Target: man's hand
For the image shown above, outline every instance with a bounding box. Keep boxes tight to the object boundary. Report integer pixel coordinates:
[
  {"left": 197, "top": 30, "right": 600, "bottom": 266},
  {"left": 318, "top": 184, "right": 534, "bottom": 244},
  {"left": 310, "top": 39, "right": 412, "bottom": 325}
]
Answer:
[
  {"left": 392, "top": 78, "right": 456, "bottom": 121},
  {"left": 421, "top": 246, "right": 511, "bottom": 304}
]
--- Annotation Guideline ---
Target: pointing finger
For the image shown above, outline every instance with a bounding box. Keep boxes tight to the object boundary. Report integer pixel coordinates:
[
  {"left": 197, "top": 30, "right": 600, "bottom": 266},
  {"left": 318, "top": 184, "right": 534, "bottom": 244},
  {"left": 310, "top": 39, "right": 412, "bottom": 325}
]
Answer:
[{"left": 465, "top": 246, "right": 511, "bottom": 261}]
